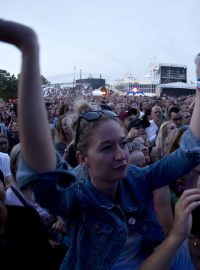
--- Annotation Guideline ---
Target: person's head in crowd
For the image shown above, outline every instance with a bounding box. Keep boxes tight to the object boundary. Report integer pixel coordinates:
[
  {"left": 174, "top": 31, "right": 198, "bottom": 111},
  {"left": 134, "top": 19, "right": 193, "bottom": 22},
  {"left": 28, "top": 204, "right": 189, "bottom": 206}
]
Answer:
[
  {"left": 10, "top": 108, "right": 17, "bottom": 121},
  {"left": 151, "top": 106, "right": 163, "bottom": 126},
  {"left": 140, "top": 101, "right": 149, "bottom": 113},
  {"left": 67, "top": 100, "right": 101, "bottom": 167},
  {"left": 115, "top": 103, "right": 128, "bottom": 115},
  {"left": 182, "top": 110, "right": 191, "bottom": 125},
  {"left": 74, "top": 110, "right": 129, "bottom": 185},
  {"left": 127, "top": 118, "right": 150, "bottom": 142},
  {"left": 10, "top": 121, "right": 20, "bottom": 135},
  {"left": 130, "top": 100, "right": 140, "bottom": 111},
  {"left": 0, "top": 133, "right": 10, "bottom": 154},
  {"left": 45, "top": 102, "right": 54, "bottom": 121},
  {"left": 2, "top": 114, "right": 11, "bottom": 127},
  {"left": 155, "top": 121, "right": 177, "bottom": 156},
  {"left": 58, "top": 102, "right": 73, "bottom": 116},
  {"left": 168, "top": 106, "right": 183, "bottom": 128},
  {"left": 54, "top": 114, "right": 74, "bottom": 146},
  {"left": 73, "top": 99, "right": 99, "bottom": 116},
  {"left": 165, "top": 99, "right": 173, "bottom": 108},
  {"left": 132, "top": 136, "right": 151, "bottom": 164},
  {"left": 54, "top": 105, "right": 60, "bottom": 118},
  {"left": 119, "top": 108, "right": 138, "bottom": 134},
  {"left": 150, "top": 121, "right": 177, "bottom": 162},
  {"left": 127, "top": 140, "right": 146, "bottom": 167},
  {"left": 142, "top": 108, "right": 152, "bottom": 121}
]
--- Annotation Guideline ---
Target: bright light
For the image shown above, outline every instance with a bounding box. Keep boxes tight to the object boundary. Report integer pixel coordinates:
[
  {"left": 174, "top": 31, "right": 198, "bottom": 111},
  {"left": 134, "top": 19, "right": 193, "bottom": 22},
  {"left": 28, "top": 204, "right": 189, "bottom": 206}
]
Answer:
[{"left": 132, "top": 87, "right": 138, "bottom": 92}]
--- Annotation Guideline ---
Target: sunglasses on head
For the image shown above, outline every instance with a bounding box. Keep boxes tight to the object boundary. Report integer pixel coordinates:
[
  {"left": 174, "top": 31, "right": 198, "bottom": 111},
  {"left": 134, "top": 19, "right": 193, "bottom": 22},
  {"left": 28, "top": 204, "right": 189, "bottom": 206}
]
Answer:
[{"left": 74, "top": 110, "right": 118, "bottom": 148}]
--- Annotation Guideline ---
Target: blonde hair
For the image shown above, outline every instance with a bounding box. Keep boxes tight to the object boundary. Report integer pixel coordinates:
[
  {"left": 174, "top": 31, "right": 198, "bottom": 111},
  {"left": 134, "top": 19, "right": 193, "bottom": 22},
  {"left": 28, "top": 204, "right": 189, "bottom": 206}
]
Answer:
[
  {"left": 76, "top": 115, "right": 119, "bottom": 154},
  {"left": 165, "top": 128, "right": 185, "bottom": 154},
  {"left": 54, "top": 114, "right": 74, "bottom": 144},
  {"left": 155, "top": 121, "right": 173, "bottom": 148},
  {"left": 10, "top": 143, "right": 21, "bottom": 177},
  {"left": 73, "top": 99, "right": 99, "bottom": 116},
  {"left": 150, "top": 121, "right": 176, "bottom": 162}
]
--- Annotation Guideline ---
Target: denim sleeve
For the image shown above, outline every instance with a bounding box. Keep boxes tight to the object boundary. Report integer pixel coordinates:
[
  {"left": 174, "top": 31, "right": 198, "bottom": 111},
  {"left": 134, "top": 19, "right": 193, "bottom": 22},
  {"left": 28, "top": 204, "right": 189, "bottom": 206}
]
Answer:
[
  {"left": 180, "top": 128, "right": 200, "bottom": 161},
  {"left": 16, "top": 152, "right": 79, "bottom": 217},
  {"left": 143, "top": 128, "right": 200, "bottom": 191}
]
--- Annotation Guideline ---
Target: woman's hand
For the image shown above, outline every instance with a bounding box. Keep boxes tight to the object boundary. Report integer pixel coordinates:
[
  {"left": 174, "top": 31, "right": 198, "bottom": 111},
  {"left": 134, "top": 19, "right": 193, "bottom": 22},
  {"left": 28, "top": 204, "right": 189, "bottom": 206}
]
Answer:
[
  {"left": 170, "top": 188, "right": 200, "bottom": 242},
  {"left": 51, "top": 216, "right": 67, "bottom": 234},
  {"left": 139, "top": 189, "right": 200, "bottom": 270}
]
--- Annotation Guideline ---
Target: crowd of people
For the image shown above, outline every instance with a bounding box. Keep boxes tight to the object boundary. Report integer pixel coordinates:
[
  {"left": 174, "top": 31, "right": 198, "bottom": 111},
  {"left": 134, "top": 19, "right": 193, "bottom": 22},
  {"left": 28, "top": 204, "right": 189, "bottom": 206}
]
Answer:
[{"left": 0, "top": 19, "right": 200, "bottom": 269}]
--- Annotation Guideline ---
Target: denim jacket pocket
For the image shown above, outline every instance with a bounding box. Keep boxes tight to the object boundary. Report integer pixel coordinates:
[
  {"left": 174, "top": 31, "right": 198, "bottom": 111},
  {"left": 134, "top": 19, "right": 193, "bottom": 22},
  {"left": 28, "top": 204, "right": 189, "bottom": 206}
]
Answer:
[{"left": 83, "top": 213, "right": 114, "bottom": 234}]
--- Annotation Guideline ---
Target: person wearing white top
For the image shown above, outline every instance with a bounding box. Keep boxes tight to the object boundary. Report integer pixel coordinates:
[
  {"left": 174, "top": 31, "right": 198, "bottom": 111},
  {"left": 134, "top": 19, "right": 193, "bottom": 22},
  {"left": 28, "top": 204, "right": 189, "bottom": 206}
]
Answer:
[
  {"left": 0, "top": 152, "right": 13, "bottom": 185},
  {"left": 146, "top": 106, "right": 163, "bottom": 145}
]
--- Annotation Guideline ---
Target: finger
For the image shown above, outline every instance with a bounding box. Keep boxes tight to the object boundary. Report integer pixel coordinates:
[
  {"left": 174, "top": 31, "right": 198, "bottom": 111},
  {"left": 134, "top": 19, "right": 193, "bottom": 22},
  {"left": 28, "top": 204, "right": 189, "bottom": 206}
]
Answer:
[
  {"left": 180, "top": 202, "right": 200, "bottom": 220},
  {"left": 178, "top": 188, "right": 200, "bottom": 201},
  {"left": 179, "top": 193, "right": 200, "bottom": 206},
  {"left": 175, "top": 189, "right": 200, "bottom": 211},
  {"left": 176, "top": 197, "right": 200, "bottom": 216}
]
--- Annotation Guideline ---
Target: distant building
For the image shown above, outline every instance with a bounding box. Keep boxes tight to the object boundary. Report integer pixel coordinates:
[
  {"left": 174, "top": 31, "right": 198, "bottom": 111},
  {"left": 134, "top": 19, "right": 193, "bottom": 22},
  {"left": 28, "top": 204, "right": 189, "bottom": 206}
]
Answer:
[
  {"left": 156, "top": 63, "right": 187, "bottom": 84},
  {"left": 156, "top": 82, "right": 196, "bottom": 97},
  {"left": 111, "top": 74, "right": 157, "bottom": 96},
  {"left": 76, "top": 78, "right": 105, "bottom": 90}
]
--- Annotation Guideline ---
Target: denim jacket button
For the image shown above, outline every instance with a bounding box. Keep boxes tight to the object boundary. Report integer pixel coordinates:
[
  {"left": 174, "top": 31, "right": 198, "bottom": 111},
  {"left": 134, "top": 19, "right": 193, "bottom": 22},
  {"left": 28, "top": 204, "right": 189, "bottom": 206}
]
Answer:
[{"left": 128, "top": 217, "right": 136, "bottom": 225}]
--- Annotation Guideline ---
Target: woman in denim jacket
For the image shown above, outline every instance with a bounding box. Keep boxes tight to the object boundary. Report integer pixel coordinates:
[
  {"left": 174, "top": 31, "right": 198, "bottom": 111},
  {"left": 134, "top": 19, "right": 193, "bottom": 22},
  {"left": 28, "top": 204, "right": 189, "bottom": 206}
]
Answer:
[{"left": 1, "top": 19, "right": 200, "bottom": 270}]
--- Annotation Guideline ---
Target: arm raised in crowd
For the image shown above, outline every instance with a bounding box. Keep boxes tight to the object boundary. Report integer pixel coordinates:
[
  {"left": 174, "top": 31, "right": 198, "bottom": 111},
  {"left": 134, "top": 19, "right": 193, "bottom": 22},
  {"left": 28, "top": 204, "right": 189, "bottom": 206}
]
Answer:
[
  {"left": 0, "top": 19, "right": 56, "bottom": 172},
  {"left": 139, "top": 188, "right": 200, "bottom": 270},
  {"left": 190, "top": 53, "right": 200, "bottom": 138}
]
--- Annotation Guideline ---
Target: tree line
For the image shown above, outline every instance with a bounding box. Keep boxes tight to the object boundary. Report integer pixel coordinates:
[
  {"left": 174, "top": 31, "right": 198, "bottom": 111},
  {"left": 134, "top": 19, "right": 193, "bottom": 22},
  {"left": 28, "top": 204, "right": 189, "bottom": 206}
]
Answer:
[{"left": 0, "top": 69, "right": 49, "bottom": 102}]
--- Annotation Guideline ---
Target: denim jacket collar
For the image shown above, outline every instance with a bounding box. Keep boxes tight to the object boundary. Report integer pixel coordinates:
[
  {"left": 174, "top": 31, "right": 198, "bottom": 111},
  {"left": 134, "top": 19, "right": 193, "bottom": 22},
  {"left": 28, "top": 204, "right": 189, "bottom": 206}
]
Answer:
[{"left": 83, "top": 175, "right": 142, "bottom": 213}]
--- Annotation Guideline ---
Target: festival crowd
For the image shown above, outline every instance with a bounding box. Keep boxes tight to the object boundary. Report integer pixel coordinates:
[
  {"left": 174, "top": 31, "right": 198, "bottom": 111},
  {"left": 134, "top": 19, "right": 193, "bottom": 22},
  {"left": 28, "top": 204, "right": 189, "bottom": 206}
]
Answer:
[{"left": 0, "top": 19, "right": 200, "bottom": 269}]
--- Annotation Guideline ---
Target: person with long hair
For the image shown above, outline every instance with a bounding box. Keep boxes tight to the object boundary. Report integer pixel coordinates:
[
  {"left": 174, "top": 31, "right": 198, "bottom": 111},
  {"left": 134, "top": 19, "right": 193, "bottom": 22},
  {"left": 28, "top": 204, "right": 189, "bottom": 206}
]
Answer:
[{"left": 1, "top": 19, "right": 200, "bottom": 270}]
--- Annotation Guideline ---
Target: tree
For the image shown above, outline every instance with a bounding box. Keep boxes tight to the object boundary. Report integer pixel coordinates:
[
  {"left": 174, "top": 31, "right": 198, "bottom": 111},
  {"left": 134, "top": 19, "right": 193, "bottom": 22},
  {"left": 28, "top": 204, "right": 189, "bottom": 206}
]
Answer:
[
  {"left": 0, "top": 70, "right": 50, "bottom": 102},
  {"left": 0, "top": 69, "right": 18, "bottom": 101},
  {"left": 41, "top": 75, "right": 50, "bottom": 86}
]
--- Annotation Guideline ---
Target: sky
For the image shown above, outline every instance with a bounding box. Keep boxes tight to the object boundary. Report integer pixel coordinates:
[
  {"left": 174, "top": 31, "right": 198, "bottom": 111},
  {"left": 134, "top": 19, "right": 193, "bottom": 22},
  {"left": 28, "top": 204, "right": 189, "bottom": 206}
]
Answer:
[{"left": 1, "top": 0, "right": 200, "bottom": 84}]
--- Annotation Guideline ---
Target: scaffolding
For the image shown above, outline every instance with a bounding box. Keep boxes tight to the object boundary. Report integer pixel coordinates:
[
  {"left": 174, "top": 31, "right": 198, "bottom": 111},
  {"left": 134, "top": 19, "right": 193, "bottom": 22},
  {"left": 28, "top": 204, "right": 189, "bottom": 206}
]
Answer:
[{"left": 159, "top": 64, "right": 187, "bottom": 84}]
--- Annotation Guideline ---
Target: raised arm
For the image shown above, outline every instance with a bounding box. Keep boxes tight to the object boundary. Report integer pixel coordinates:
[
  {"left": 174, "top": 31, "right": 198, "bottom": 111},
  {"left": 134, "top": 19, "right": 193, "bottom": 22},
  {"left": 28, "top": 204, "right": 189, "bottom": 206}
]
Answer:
[
  {"left": 190, "top": 53, "right": 200, "bottom": 139},
  {"left": 0, "top": 19, "right": 56, "bottom": 172},
  {"left": 139, "top": 188, "right": 200, "bottom": 270}
]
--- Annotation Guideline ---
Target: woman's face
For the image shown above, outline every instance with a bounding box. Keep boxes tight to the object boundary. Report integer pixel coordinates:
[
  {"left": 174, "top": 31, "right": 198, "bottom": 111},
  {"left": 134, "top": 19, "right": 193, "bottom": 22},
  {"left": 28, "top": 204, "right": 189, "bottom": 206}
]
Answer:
[
  {"left": 129, "top": 150, "right": 145, "bottom": 167},
  {"left": 128, "top": 126, "right": 146, "bottom": 140},
  {"left": 166, "top": 122, "right": 176, "bottom": 134},
  {"left": 11, "top": 122, "right": 19, "bottom": 133},
  {"left": 61, "top": 117, "right": 73, "bottom": 137},
  {"left": 83, "top": 120, "right": 129, "bottom": 187}
]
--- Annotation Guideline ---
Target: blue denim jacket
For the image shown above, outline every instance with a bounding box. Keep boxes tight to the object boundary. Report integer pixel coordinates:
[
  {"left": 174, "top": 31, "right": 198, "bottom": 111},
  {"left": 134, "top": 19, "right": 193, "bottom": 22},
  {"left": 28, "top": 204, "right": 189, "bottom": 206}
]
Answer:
[{"left": 16, "top": 128, "right": 200, "bottom": 270}]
